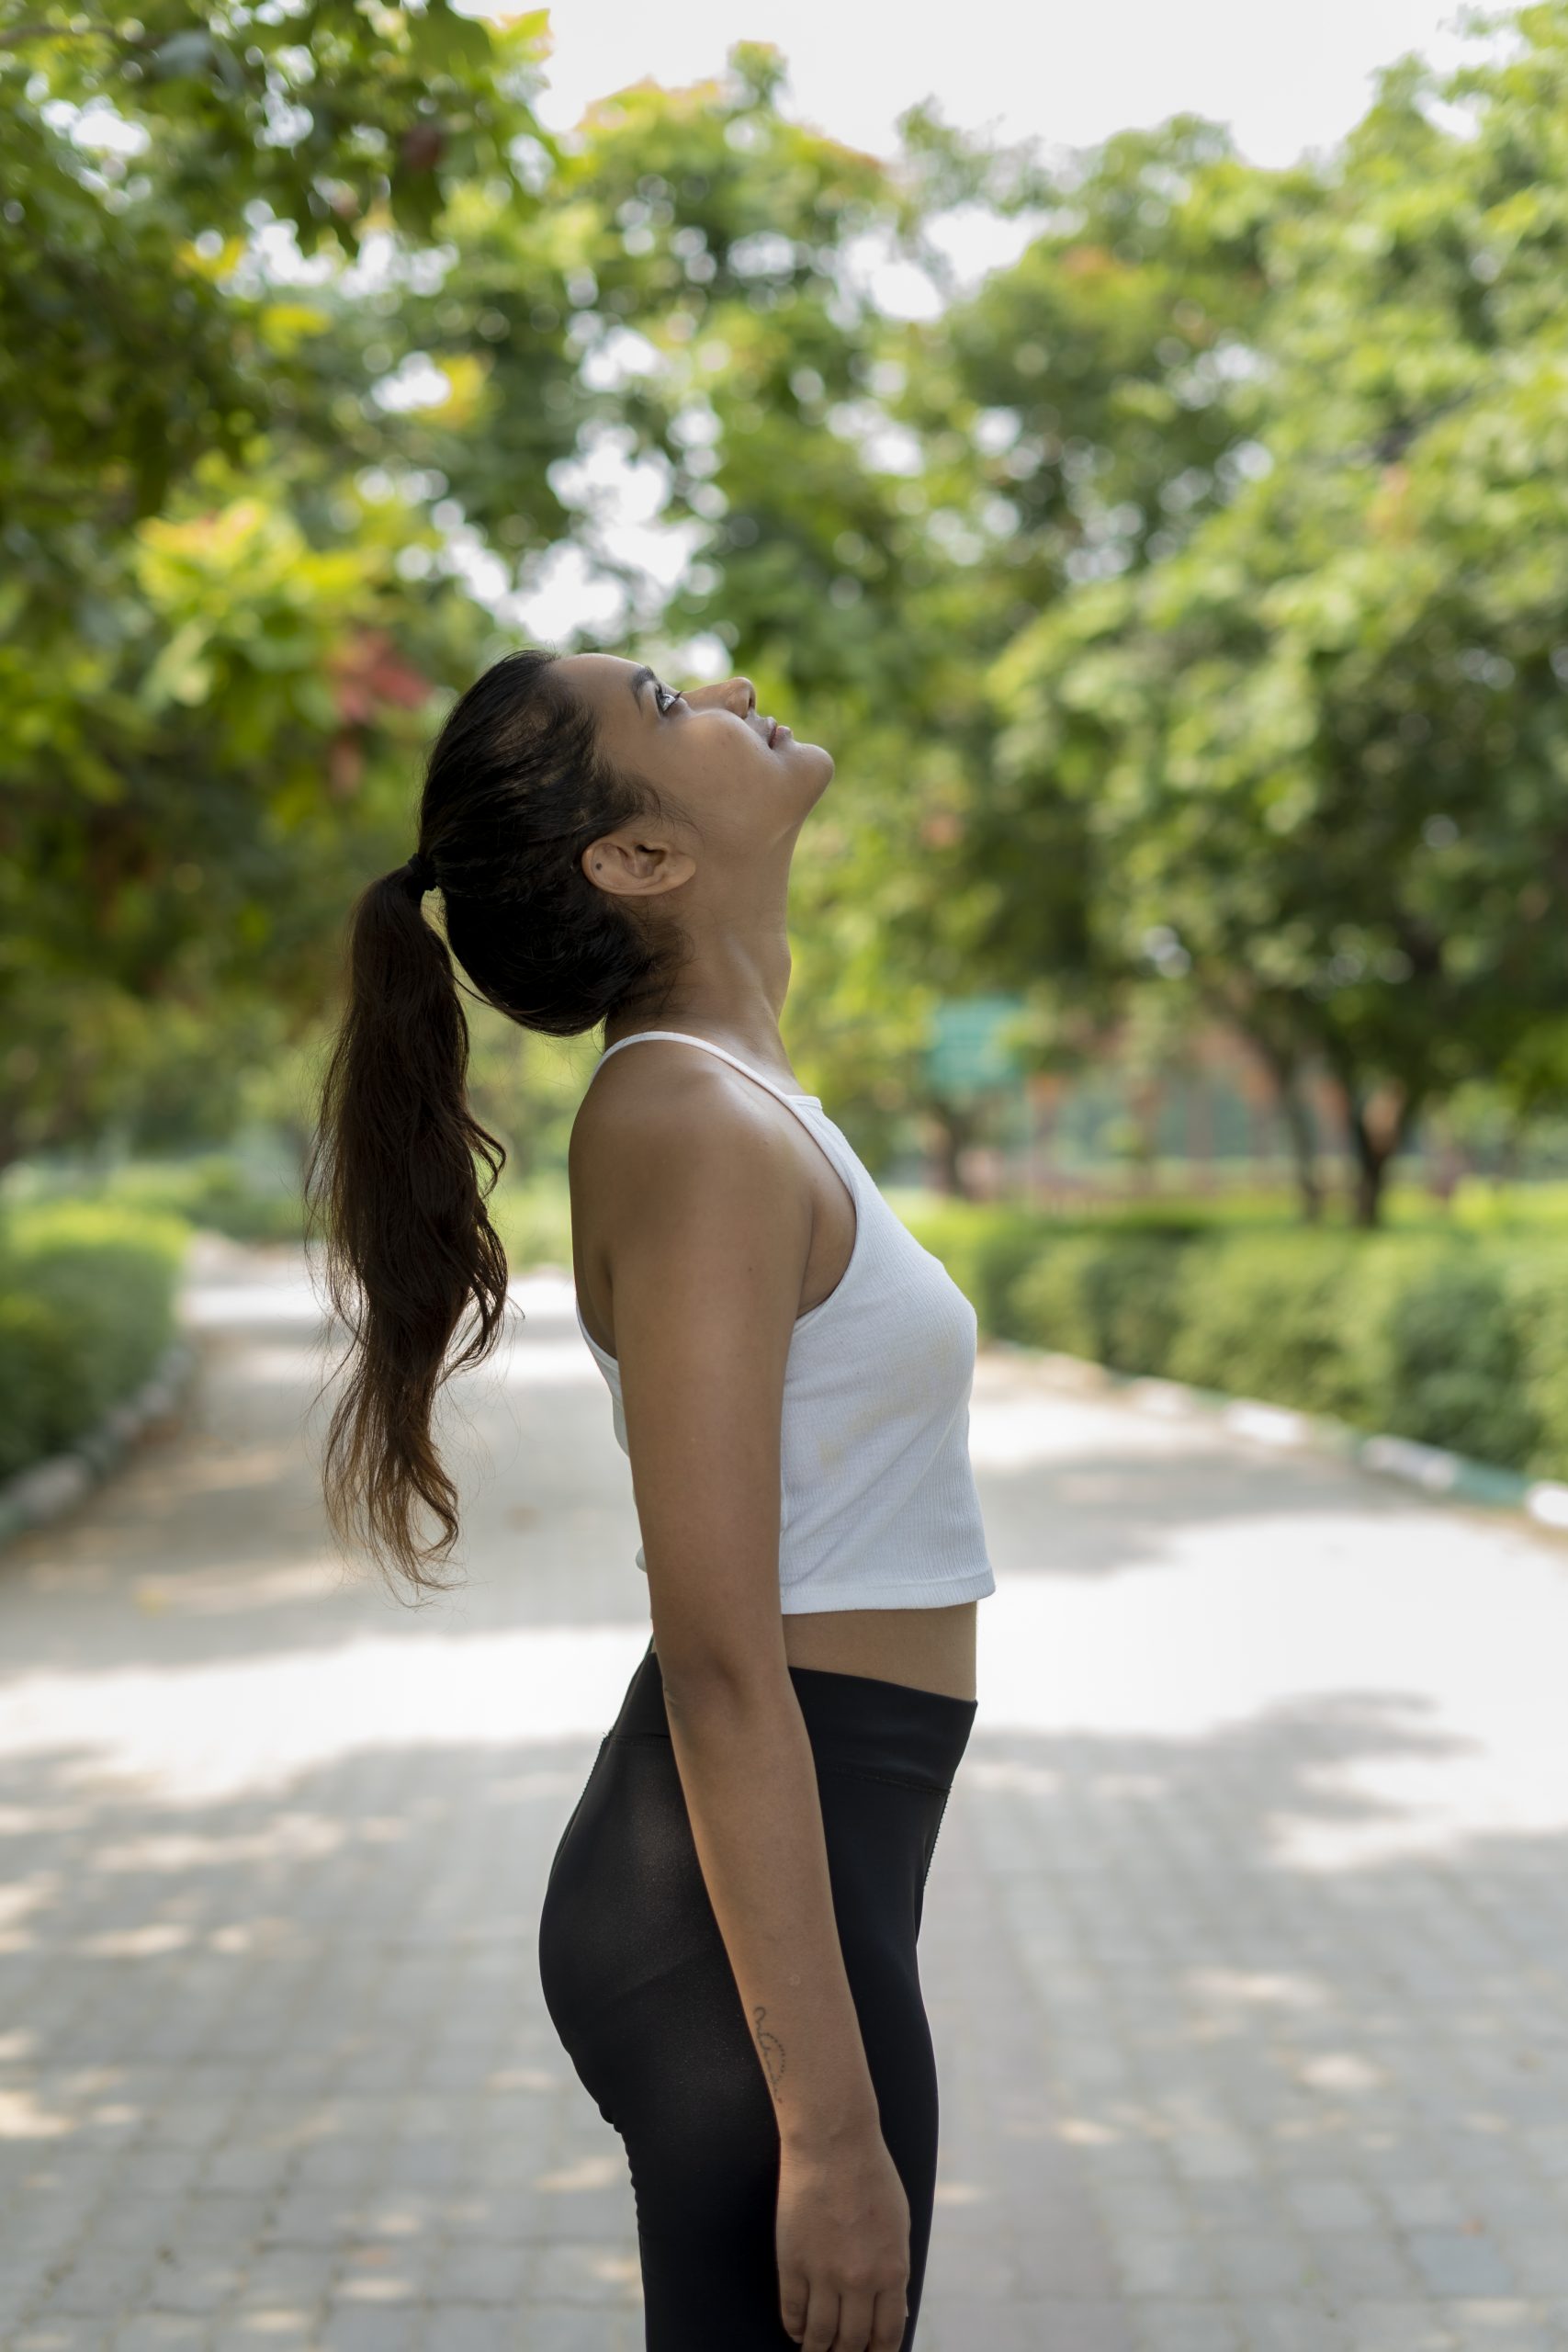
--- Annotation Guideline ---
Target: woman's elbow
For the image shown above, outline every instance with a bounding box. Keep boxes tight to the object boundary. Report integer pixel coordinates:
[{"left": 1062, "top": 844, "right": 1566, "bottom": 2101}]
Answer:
[{"left": 649, "top": 1584, "right": 791, "bottom": 1718}]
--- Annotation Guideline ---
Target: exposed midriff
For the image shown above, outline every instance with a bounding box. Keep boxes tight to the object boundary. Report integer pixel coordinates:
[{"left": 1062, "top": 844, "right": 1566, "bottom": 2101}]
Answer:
[{"left": 651, "top": 1600, "right": 978, "bottom": 1702}]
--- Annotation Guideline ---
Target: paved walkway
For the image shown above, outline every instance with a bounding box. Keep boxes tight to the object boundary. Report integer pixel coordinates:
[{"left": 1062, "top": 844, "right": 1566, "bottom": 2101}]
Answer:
[{"left": 4, "top": 1238, "right": 1568, "bottom": 2352}]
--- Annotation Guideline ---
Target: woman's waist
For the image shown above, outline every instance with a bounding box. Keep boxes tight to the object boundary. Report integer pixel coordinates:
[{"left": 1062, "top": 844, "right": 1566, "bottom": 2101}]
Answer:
[
  {"left": 780, "top": 1600, "right": 977, "bottom": 1702},
  {"left": 637, "top": 1599, "right": 979, "bottom": 1702},
  {"left": 618, "top": 1627, "right": 977, "bottom": 1788}
]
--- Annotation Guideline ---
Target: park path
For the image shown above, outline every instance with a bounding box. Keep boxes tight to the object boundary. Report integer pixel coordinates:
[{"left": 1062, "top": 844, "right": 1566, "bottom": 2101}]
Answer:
[{"left": 4, "top": 1236, "right": 1568, "bottom": 2352}]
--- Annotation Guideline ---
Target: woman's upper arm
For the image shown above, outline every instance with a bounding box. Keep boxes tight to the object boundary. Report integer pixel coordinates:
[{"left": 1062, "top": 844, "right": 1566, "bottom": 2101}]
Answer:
[{"left": 604, "top": 1084, "right": 813, "bottom": 1695}]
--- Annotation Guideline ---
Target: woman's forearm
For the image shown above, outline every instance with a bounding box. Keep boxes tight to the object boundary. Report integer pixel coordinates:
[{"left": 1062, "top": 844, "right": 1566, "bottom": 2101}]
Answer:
[{"left": 660, "top": 1667, "right": 882, "bottom": 2149}]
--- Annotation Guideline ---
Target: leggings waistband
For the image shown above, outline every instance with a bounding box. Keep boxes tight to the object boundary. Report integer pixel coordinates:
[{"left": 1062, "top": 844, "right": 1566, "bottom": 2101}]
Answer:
[{"left": 611, "top": 1638, "right": 977, "bottom": 1795}]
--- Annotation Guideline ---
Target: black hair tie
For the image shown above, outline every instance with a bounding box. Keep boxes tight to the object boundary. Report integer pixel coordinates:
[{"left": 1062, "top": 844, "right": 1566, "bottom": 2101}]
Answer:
[{"left": 403, "top": 850, "right": 437, "bottom": 894}]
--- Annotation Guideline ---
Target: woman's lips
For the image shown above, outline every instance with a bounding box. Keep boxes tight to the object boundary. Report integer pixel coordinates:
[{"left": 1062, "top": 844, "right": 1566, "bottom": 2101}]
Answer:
[{"left": 770, "top": 718, "right": 791, "bottom": 748}]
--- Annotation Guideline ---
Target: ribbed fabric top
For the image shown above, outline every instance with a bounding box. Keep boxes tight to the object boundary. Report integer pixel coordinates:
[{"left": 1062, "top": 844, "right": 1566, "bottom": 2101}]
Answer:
[{"left": 574, "top": 1029, "right": 996, "bottom": 1614}]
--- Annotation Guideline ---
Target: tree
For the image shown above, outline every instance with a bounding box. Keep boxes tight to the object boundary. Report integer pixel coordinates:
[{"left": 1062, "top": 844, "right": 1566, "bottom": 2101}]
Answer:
[
  {"left": 10, "top": 4, "right": 1568, "bottom": 1218},
  {"left": 0, "top": 0, "right": 589, "bottom": 1163},
  {"left": 982, "top": 10, "right": 1568, "bottom": 1222}
]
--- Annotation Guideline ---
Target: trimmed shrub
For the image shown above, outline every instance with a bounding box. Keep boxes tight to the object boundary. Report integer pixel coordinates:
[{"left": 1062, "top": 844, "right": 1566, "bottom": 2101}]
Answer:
[
  {"left": 1166, "top": 1236, "right": 1370, "bottom": 1421},
  {"left": 1504, "top": 1252, "right": 1568, "bottom": 1482},
  {"left": 103, "top": 1156, "right": 305, "bottom": 1242},
  {"left": 1010, "top": 1232, "right": 1196, "bottom": 1374},
  {"left": 0, "top": 1295, "right": 82, "bottom": 1479},
  {"left": 905, "top": 1195, "right": 1568, "bottom": 1484},
  {"left": 0, "top": 1204, "right": 189, "bottom": 1480},
  {"left": 1370, "top": 1252, "right": 1540, "bottom": 1468}
]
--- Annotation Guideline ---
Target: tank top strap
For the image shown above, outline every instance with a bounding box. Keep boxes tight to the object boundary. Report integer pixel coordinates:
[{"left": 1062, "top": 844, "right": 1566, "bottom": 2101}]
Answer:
[
  {"left": 589, "top": 1030, "right": 861, "bottom": 1205},
  {"left": 592, "top": 1029, "right": 820, "bottom": 1111}
]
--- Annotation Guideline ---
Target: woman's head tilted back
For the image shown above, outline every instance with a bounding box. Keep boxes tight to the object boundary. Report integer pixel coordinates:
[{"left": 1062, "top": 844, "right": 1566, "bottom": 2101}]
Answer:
[{"left": 307, "top": 646, "right": 832, "bottom": 1595}]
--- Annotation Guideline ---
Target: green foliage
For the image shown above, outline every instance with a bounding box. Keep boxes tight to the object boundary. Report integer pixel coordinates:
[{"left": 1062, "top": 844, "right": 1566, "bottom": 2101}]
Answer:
[
  {"left": 1165, "top": 1235, "right": 1371, "bottom": 1419},
  {"left": 1373, "top": 1252, "right": 1544, "bottom": 1467},
  {"left": 0, "top": 1204, "right": 188, "bottom": 1478},
  {"left": 6, "top": 0, "right": 1568, "bottom": 1240},
  {"left": 1513, "top": 1257, "right": 1568, "bottom": 1474},
  {"left": 0, "top": 0, "right": 581, "bottom": 1169},
  {"left": 1012, "top": 1233, "right": 1199, "bottom": 1376},
  {"left": 982, "top": 15, "right": 1568, "bottom": 1218},
  {"left": 1441, "top": 1176, "right": 1568, "bottom": 1233},
  {"left": 0, "top": 1296, "right": 82, "bottom": 1484},
  {"left": 914, "top": 1197, "right": 1568, "bottom": 1480},
  {"left": 96, "top": 1157, "right": 307, "bottom": 1243},
  {"left": 490, "top": 1175, "right": 575, "bottom": 1274}
]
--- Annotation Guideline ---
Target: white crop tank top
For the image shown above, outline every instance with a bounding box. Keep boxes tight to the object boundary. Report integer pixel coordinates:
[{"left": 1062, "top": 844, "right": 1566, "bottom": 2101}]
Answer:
[{"left": 574, "top": 1029, "right": 996, "bottom": 1614}]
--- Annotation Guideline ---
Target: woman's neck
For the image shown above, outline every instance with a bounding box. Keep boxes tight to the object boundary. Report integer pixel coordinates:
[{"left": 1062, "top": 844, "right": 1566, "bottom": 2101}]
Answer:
[{"left": 602, "top": 933, "right": 793, "bottom": 1062}]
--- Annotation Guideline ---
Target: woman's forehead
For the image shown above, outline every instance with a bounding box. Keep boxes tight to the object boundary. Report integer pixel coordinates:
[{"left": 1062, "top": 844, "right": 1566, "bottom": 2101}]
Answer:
[{"left": 556, "top": 652, "right": 640, "bottom": 704}]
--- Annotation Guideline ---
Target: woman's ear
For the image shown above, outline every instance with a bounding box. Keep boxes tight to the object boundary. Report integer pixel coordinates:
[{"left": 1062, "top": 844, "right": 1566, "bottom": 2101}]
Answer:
[{"left": 581, "top": 834, "right": 699, "bottom": 899}]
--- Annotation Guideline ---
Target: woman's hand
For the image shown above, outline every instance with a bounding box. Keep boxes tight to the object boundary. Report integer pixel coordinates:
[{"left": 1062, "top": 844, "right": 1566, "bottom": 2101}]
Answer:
[{"left": 777, "top": 2126, "right": 911, "bottom": 2351}]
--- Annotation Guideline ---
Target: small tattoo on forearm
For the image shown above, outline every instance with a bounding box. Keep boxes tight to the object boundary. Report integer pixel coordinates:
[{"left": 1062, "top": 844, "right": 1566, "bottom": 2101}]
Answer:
[{"left": 753, "top": 2005, "right": 786, "bottom": 2095}]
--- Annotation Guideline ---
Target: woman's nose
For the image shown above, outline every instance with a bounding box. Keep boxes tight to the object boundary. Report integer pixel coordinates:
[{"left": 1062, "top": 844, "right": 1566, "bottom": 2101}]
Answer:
[{"left": 727, "top": 675, "right": 756, "bottom": 716}]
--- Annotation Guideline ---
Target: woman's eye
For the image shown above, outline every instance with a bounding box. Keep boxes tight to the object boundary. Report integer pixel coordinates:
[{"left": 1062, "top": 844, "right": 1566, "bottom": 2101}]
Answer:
[{"left": 655, "top": 682, "right": 684, "bottom": 715}]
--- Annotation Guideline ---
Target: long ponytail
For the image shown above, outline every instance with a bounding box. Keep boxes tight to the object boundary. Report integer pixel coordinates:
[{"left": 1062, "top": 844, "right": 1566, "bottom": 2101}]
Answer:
[
  {"left": 305, "top": 859, "right": 510, "bottom": 1594},
  {"left": 306, "top": 649, "right": 694, "bottom": 1596}
]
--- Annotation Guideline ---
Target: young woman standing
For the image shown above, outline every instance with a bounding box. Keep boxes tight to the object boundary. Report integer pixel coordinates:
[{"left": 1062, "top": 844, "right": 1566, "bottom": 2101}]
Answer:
[{"left": 310, "top": 647, "right": 995, "bottom": 2351}]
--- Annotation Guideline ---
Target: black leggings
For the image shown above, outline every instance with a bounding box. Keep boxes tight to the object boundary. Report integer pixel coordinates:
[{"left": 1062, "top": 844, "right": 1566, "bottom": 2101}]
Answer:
[{"left": 536, "top": 1638, "right": 977, "bottom": 2349}]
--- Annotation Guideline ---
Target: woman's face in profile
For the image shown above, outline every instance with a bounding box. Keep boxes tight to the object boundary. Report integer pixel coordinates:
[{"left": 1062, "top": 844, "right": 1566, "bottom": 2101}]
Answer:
[{"left": 559, "top": 652, "right": 835, "bottom": 904}]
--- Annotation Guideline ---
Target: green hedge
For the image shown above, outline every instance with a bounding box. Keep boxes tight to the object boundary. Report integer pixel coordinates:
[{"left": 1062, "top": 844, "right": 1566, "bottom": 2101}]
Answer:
[
  {"left": 96, "top": 1156, "right": 306, "bottom": 1242},
  {"left": 6, "top": 1154, "right": 307, "bottom": 1243},
  {"left": 901, "top": 1200, "right": 1568, "bottom": 1485},
  {"left": 0, "top": 1204, "right": 189, "bottom": 1481}
]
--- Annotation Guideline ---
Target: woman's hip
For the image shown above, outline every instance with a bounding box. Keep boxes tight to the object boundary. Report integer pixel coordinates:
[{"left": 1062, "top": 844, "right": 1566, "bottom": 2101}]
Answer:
[{"left": 536, "top": 1636, "right": 976, "bottom": 2077}]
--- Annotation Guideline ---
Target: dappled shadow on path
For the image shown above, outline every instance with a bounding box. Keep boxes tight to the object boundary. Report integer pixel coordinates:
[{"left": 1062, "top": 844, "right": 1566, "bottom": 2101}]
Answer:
[
  {"left": 5, "top": 1256, "right": 1568, "bottom": 2344},
  {"left": 4, "top": 1674, "right": 1567, "bottom": 2342},
  {"left": 919, "top": 1684, "right": 1568, "bottom": 2340}
]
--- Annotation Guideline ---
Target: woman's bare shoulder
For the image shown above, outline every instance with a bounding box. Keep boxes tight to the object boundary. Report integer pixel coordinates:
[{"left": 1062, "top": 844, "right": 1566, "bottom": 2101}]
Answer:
[
  {"left": 571, "top": 1045, "right": 794, "bottom": 1182},
  {"left": 570, "top": 1046, "right": 810, "bottom": 1288}
]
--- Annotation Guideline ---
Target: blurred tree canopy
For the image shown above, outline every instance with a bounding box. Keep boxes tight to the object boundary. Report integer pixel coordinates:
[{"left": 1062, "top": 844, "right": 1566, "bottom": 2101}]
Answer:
[
  {"left": 980, "top": 13, "right": 1568, "bottom": 1221},
  {"left": 0, "top": 0, "right": 575, "bottom": 1159},
  {"left": 2, "top": 0, "right": 1566, "bottom": 1216}
]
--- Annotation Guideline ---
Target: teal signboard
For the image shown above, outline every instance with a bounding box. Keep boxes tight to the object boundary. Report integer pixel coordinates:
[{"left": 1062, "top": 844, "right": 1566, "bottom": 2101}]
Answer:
[{"left": 923, "top": 996, "right": 1028, "bottom": 1102}]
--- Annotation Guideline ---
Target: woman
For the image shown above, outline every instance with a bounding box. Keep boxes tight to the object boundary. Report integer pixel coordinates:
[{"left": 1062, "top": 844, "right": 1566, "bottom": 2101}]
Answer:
[{"left": 309, "top": 646, "right": 996, "bottom": 2352}]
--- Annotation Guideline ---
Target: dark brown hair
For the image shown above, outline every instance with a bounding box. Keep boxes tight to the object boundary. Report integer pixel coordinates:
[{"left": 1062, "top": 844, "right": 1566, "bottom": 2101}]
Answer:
[{"left": 306, "top": 648, "right": 688, "bottom": 1595}]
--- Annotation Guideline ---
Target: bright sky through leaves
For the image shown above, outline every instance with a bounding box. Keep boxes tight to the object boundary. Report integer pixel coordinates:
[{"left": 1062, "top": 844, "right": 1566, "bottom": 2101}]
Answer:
[
  {"left": 529, "top": 0, "right": 1472, "bottom": 167},
  {"left": 505, "top": 0, "right": 1475, "bottom": 640}
]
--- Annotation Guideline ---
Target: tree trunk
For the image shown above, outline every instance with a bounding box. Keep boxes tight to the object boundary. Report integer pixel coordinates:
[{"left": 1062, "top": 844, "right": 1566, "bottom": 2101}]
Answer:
[
  {"left": 1349, "top": 1129, "right": 1388, "bottom": 1227},
  {"left": 1236, "top": 1023, "right": 1322, "bottom": 1224},
  {"left": 1279, "top": 1070, "right": 1324, "bottom": 1225},
  {"left": 929, "top": 1100, "right": 980, "bottom": 1199},
  {"left": 1342, "top": 1083, "right": 1412, "bottom": 1228}
]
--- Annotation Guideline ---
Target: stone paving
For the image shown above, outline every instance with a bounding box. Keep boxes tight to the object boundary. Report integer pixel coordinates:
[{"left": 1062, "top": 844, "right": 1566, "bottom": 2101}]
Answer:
[{"left": 4, "top": 1236, "right": 1568, "bottom": 2351}]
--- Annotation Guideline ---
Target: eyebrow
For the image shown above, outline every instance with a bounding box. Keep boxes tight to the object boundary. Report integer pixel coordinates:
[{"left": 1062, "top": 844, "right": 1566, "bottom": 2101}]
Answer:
[{"left": 628, "top": 664, "right": 656, "bottom": 707}]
